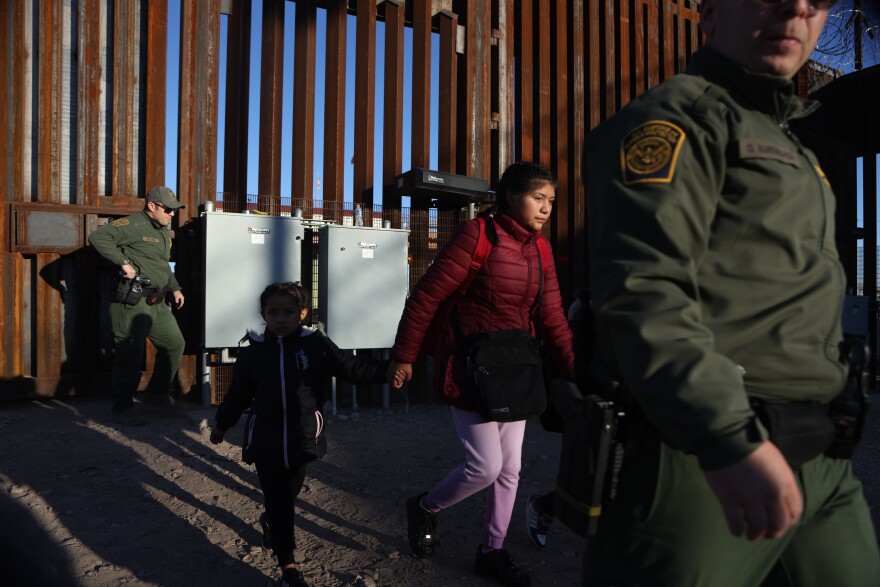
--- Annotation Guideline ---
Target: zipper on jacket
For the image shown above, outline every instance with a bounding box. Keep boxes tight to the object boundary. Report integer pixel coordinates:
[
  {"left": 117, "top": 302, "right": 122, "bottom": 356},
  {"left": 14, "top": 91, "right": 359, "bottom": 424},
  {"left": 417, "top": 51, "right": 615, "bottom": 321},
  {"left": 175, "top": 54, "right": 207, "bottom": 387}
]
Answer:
[
  {"left": 781, "top": 121, "right": 844, "bottom": 361},
  {"left": 780, "top": 122, "right": 829, "bottom": 248},
  {"left": 278, "top": 336, "right": 290, "bottom": 469}
]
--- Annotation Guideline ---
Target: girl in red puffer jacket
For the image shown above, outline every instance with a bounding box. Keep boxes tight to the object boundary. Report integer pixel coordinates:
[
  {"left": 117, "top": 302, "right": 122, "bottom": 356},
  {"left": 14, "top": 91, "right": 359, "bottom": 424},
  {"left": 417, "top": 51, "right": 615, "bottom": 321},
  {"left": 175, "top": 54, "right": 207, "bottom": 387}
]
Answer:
[{"left": 388, "top": 162, "right": 574, "bottom": 587}]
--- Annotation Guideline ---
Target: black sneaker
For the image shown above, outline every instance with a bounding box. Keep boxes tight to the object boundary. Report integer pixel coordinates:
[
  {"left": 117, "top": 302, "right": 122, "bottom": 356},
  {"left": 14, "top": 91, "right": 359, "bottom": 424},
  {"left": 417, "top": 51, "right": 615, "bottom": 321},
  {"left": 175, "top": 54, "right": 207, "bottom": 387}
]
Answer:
[
  {"left": 525, "top": 494, "right": 554, "bottom": 548},
  {"left": 109, "top": 408, "right": 147, "bottom": 427},
  {"left": 473, "top": 546, "right": 531, "bottom": 587},
  {"left": 278, "top": 567, "right": 309, "bottom": 587},
  {"left": 406, "top": 492, "right": 437, "bottom": 558},
  {"left": 259, "top": 512, "right": 272, "bottom": 549}
]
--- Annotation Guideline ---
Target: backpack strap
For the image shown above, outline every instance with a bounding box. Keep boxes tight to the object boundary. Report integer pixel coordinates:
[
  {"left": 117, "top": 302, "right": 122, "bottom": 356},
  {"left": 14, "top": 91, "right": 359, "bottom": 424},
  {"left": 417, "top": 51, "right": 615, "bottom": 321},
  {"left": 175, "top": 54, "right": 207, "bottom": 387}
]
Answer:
[
  {"left": 457, "top": 216, "right": 493, "bottom": 296},
  {"left": 536, "top": 237, "right": 553, "bottom": 278},
  {"left": 423, "top": 217, "right": 493, "bottom": 356}
]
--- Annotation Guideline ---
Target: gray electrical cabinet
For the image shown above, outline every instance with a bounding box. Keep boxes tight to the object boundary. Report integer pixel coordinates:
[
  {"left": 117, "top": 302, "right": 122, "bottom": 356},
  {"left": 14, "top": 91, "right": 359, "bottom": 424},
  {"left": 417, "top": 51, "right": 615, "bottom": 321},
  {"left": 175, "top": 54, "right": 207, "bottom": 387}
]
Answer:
[
  {"left": 202, "top": 212, "right": 304, "bottom": 348},
  {"left": 318, "top": 225, "right": 409, "bottom": 349}
]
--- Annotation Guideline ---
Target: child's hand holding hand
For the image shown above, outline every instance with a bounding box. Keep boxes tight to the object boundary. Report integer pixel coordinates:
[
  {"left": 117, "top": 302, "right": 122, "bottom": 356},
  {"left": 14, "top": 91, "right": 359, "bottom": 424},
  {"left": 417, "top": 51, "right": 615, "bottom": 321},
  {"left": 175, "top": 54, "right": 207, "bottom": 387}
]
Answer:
[
  {"left": 387, "top": 361, "right": 412, "bottom": 389},
  {"left": 209, "top": 425, "right": 226, "bottom": 445}
]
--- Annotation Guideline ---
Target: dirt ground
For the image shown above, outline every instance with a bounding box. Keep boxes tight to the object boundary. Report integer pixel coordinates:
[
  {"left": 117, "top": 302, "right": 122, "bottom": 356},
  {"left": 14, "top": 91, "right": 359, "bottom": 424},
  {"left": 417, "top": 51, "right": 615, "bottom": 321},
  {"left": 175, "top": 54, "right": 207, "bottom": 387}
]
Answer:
[
  {"left": 2, "top": 392, "right": 878, "bottom": 587},
  {"left": 0, "top": 395, "right": 588, "bottom": 587}
]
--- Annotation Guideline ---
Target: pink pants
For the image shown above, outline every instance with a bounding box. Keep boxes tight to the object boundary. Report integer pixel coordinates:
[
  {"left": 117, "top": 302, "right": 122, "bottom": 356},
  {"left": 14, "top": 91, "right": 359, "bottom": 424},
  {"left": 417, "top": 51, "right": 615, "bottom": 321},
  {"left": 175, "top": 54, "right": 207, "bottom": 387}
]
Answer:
[{"left": 423, "top": 406, "right": 527, "bottom": 549}]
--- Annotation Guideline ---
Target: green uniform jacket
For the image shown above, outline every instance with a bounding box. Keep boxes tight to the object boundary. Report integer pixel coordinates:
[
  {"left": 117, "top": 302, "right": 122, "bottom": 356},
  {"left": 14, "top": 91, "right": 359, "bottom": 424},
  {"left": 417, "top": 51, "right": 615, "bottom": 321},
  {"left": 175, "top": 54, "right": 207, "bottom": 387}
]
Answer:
[
  {"left": 88, "top": 211, "right": 182, "bottom": 293},
  {"left": 587, "top": 48, "right": 847, "bottom": 470}
]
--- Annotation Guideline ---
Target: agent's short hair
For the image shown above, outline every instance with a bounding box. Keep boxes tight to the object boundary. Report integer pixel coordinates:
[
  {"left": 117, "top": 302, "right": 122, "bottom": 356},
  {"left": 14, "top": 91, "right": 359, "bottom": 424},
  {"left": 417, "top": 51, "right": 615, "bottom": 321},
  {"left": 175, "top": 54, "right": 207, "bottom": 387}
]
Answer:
[{"left": 260, "top": 282, "right": 310, "bottom": 313}]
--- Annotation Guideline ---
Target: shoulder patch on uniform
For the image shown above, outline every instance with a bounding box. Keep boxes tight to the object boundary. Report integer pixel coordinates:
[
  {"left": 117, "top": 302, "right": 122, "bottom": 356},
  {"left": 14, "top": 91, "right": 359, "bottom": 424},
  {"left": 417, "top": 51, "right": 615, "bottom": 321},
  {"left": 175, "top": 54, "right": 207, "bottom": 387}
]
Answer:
[
  {"left": 111, "top": 218, "right": 129, "bottom": 227},
  {"left": 620, "top": 121, "right": 686, "bottom": 185},
  {"left": 738, "top": 139, "right": 800, "bottom": 167}
]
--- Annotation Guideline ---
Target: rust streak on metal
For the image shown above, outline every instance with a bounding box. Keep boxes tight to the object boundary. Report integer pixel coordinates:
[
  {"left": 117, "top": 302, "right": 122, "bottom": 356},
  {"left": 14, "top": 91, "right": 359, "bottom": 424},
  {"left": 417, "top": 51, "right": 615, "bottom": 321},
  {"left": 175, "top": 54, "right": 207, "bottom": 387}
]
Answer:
[
  {"left": 354, "top": 0, "right": 377, "bottom": 206},
  {"left": 604, "top": 0, "right": 617, "bottom": 119},
  {"left": 495, "top": 0, "right": 515, "bottom": 178},
  {"left": 618, "top": 0, "right": 631, "bottom": 107},
  {"left": 258, "top": 0, "right": 285, "bottom": 203},
  {"left": 588, "top": 0, "right": 600, "bottom": 129},
  {"left": 458, "top": 2, "right": 491, "bottom": 178},
  {"left": 38, "top": 0, "right": 64, "bottom": 204},
  {"left": 323, "top": 0, "right": 347, "bottom": 209},
  {"left": 145, "top": 0, "right": 168, "bottom": 193},
  {"left": 111, "top": 0, "right": 138, "bottom": 196},
  {"left": 647, "top": 0, "right": 659, "bottom": 89},
  {"left": 78, "top": 0, "right": 103, "bottom": 207},
  {"left": 634, "top": 0, "right": 645, "bottom": 96},
  {"left": 292, "top": 0, "right": 318, "bottom": 204},
  {"left": 437, "top": 10, "right": 457, "bottom": 172},
  {"left": 515, "top": 0, "right": 534, "bottom": 161},
  {"left": 411, "top": 0, "right": 432, "bottom": 169},
  {"left": 536, "top": 0, "right": 552, "bottom": 167},
  {"left": 551, "top": 0, "right": 570, "bottom": 300},
  {"left": 568, "top": 0, "right": 588, "bottom": 291},
  {"left": 662, "top": 0, "right": 674, "bottom": 80},
  {"left": 222, "top": 0, "right": 252, "bottom": 212},
  {"left": 36, "top": 253, "right": 62, "bottom": 378},
  {"left": 382, "top": 0, "right": 405, "bottom": 217},
  {"left": 0, "top": 1, "right": 25, "bottom": 202},
  {"left": 177, "top": 0, "right": 219, "bottom": 222}
]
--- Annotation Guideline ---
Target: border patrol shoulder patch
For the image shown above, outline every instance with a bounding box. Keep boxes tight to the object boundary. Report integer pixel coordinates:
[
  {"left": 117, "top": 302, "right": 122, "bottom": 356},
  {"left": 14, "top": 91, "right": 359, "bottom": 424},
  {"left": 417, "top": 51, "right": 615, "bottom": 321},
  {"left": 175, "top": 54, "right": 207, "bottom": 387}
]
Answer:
[
  {"left": 111, "top": 218, "right": 130, "bottom": 227},
  {"left": 620, "top": 120, "right": 686, "bottom": 185}
]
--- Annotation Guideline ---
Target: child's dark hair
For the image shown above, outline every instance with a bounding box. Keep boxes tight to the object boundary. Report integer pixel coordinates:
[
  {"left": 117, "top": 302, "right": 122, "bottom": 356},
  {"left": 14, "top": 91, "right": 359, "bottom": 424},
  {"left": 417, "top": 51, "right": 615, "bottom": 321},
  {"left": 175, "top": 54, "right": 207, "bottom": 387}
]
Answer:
[
  {"left": 260, "top": 282, "right": 310, "bottom": 312},
  {"left": 491, "top": 161, "right": 556, "bottom": 215}
]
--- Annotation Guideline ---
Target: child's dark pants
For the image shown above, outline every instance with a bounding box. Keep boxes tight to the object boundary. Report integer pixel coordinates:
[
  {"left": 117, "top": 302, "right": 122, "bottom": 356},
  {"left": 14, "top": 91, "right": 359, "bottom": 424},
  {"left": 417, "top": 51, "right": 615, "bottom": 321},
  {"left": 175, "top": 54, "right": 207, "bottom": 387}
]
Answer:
[{"left": 256, "top": 462, "right": 308, "bottom": 566}]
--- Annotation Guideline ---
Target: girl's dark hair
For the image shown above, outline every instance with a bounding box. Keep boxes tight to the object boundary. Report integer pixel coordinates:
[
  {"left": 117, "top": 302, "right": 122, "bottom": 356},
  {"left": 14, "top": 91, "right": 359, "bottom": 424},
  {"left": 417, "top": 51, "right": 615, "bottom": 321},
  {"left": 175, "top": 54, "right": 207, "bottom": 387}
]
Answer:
[
  {"left": 260, "top": 282, "right": 310, "bottom": 312},
  {"left": 490, "top": 161, "right": 556, "bottom": 215}
]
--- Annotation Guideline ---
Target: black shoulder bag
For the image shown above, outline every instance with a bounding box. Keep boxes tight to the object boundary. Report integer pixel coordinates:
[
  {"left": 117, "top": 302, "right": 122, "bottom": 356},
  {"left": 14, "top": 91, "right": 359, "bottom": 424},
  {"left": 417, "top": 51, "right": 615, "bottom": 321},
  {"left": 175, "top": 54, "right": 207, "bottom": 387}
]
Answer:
[{"left": 463, "top": 246, "right": 547, "bottom": 422}]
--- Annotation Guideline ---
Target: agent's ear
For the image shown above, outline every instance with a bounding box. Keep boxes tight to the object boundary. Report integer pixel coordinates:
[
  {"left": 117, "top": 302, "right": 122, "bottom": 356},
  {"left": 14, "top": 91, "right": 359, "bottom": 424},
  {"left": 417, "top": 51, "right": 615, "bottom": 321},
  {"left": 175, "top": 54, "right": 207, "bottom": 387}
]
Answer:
[{"left": 299, "top": 307, "right": 308, "bottom": 322}]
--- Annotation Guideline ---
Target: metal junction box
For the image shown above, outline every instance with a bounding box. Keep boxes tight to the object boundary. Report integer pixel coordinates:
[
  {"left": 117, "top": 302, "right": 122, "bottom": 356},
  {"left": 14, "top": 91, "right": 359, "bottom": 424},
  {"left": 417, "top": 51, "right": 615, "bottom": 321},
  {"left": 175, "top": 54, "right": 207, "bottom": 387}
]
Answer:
[
  {"left": 318, "top": 225, "right": 409, "bottom": 349},
  {"left": 202, "top": 212, "right": 304, "bottom": 348}
]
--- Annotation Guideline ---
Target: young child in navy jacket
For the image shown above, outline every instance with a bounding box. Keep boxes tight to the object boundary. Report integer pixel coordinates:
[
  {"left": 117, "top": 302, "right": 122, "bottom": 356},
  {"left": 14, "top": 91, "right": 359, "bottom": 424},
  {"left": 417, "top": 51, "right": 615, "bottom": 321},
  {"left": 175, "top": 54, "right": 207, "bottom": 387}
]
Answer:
[{"left": 210, "top": 282, "right": 391, "bottom": 587}]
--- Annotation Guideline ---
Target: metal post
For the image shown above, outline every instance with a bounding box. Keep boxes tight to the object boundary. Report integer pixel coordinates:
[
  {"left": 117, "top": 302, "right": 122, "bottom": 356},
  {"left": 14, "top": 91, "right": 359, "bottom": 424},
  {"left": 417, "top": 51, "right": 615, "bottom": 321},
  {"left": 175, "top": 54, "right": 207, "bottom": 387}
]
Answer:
[
  {"left": 201, "top": 350, "right": 212, "bottom": 406},
  {"left": 382, "top": 348, "right": 391, "bottom": 409},
  {"left": 351, "top": 349, "right": 359, "bottom": 410}
]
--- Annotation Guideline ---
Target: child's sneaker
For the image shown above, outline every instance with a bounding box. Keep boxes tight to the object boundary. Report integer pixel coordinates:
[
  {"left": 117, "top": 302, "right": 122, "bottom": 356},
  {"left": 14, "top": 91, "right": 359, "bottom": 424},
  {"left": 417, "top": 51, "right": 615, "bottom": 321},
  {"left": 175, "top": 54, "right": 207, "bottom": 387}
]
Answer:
[
  {"left": 406, "top": 492, "right": 437, "bottom": 558},
  {"left": 525, "top": 494, "right": 554, "bottom": 548},
  {"left": 259, "top": 512, "right": 272, "bottom": 549},
  {"left": 278, "top": 567, "right": 309, "bottom": 587},
  {"left": 473, "top": 546, "right": 531, "bottom": 587}
]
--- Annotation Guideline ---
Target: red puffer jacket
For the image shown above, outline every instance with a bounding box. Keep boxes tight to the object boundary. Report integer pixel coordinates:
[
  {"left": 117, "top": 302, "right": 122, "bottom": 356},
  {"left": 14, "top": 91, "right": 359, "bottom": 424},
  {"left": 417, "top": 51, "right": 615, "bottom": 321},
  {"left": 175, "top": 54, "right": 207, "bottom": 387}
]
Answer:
[{"left": 391, "top": 213, "right": 574, "bottom": 412}]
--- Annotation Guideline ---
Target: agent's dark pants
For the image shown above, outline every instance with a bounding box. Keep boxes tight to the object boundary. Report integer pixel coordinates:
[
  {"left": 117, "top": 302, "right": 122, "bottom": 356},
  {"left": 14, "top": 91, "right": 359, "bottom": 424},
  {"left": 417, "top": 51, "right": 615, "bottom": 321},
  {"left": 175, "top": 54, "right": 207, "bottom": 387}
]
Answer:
[
  {"left": 110, "top": 298, "right": 185, "bottom": 411},
  {"left": 256, "top": 463, "right": 308, "bottom": 567},
  {"left": 584, "top": 430, "right": 880, "bottom": 587}
]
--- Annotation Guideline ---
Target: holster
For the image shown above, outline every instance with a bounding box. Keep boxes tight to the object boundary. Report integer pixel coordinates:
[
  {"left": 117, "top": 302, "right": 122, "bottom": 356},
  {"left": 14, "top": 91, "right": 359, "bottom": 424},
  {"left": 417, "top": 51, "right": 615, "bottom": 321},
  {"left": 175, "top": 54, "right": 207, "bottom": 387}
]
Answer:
[
  {"left": 826, "top": 337, "right": 871, "bottom": 459},
  {"left": 110, "top": 275, "right": 146, "bottom": 305},
  {"left": 551, "top": 377, "right": 626, "bottom": 538}
]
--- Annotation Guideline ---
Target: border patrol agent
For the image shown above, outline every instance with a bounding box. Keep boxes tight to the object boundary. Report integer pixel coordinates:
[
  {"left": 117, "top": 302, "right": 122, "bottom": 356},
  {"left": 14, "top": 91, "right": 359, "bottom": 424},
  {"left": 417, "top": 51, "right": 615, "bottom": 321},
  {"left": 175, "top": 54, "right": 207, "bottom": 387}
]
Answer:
[
  {"left": 89, "top": 186, "right": 186, "bottom": 426},
  {"left": 584, "top": 1, "right": 880, "bottom": 585}
]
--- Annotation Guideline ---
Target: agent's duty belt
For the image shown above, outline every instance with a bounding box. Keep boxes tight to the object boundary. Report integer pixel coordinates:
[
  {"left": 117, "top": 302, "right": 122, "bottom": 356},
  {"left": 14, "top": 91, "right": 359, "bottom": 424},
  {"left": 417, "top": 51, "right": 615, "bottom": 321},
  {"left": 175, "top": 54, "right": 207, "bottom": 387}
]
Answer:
[
  {"left": 751, "top": 337, "right": 871, "bottom": 468},
  {"left": 750, "top": 399, "right": 834, "bottom": 469}
]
